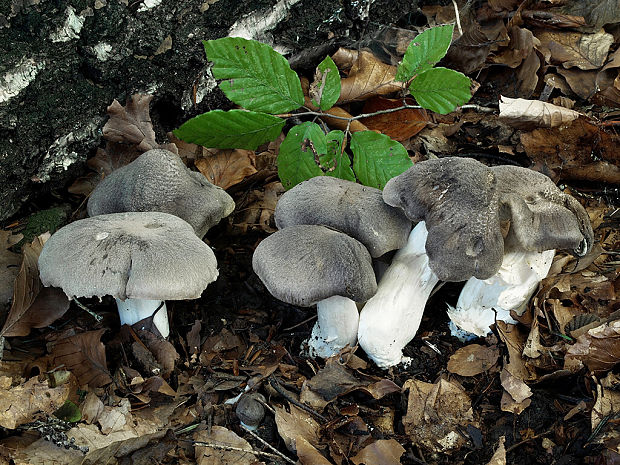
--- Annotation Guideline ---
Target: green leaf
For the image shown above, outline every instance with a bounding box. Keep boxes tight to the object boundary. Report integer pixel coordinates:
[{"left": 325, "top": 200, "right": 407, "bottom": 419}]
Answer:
[
  {"left": 311, "top": 56, "right": 341, "bottom": 111},
  {"left": 351, "top": 131, "right": 413, "bottom": 189},
  {"left": 204, "top": 37, "right": 304, "bottom": 114},
  {"left": 320, "top": 130, "right": 355, "bottom": 182},
  {"left": 277, "top": 122, "right": 327, "bottom": 190},
  {"left": 408, "top": 67, "right": 471, "bottom": 114},
  {"left": 173, "top": 109, "right": 284, "bottom": 150},
  {"left": 53, "top": 400, "right": 81, "bottom": 423},
  {"left": 395, "top": 24, "right": 454, "bottom": 82}
]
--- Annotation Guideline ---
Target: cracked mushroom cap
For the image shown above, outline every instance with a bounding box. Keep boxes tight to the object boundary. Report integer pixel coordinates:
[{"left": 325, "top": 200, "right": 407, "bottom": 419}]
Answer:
[
  {"left": 252, "top": 225, "right": 377, "bottom": 307},
  {"left": 87, "top": 149, "right": 235, "bottom": 237},
  {"left": 383, "top": 157, "right": 504, "bottom": 281},
  {"left": 38, "top": 212, "right": 218, "bottom": 301},
  {"left": 383, "top": 157, "right": 593, "bottom": 282},
  {"left": 274, "top": 176, "right": 412, "bottom": 257}
]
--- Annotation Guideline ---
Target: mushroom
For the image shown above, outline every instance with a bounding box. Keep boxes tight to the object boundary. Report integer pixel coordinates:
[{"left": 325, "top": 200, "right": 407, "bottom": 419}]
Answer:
[
  {"left": 252, "top": 224, "right": 377, "bottom": 358},
  {"left": 88, "top": 149, "right": 235, "bottom": 238},
  {"left": 38, "top": 212, "right": 219, "bottom": 337},
  {"left": 447, "top": 165, "right": 593, "bottom": 340},
  {"left": 358, "top": 157, "right": 593, "bottom": 368},
  {"left": 235, "top": 392, "right": 266, "bottom": 430},
  {"left": 275, "top": 176, "right": 412, "bottom": 258}
]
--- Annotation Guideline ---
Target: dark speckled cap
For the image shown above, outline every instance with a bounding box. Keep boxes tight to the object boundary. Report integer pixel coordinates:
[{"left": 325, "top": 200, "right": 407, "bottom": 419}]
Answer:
[
  {"left": 252, "top": 224, "right": 377, "bottom": 307},
  {"left": 38, "top": 212, "right": 218, "bottom": 301}
]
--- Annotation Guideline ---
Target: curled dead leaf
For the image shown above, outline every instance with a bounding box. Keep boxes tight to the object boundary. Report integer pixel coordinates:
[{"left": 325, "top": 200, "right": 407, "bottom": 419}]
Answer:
[
  {"left": 447, "top": 344, "right": 499, "bottom": 376},
  {"left": 195, "top": 148, "right": 257, "bottom": 190}
]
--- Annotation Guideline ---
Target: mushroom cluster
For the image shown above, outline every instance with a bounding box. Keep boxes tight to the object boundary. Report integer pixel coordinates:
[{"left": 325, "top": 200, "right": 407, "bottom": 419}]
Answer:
[
  {"left": 38, "top": 149, "right": 236, "bottom": 337},
  {"left": 252, "top": 176, "right": 412, "bottom": 358},
  {"left": 358, "top": 157, "right": 593, "bottom": 367}
]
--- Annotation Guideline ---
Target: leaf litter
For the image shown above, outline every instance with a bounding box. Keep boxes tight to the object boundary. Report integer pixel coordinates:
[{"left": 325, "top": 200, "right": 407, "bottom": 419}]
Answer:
[{"left": 1, "top": 1, "right": 620, "bottom": 463}]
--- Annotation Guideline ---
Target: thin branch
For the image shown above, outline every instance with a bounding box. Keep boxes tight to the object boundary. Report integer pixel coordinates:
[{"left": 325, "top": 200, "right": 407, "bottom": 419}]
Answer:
[
  {"left": 269, "top": 375, "right": 327, "bottom": 422},
  {"left": 193, "top": 441, "right": 290, "bottom": 462},
  {"left": 241, "top": 425, "right": 297, "bottom": 464},
  {"left": 72, "top": 298, "right": 103, "bottom": 322},
  {"left": 451, "top": 0, "right": 463, "bottom": 35}
]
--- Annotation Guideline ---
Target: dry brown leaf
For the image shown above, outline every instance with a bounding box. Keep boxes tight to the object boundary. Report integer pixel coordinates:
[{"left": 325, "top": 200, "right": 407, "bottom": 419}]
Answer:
[
  {"left": 402, "top": 377, "right": 478, "bottom": 452},
  {"left": 50, "top": 329, "right": 113, "bottom": 388},
  {"left": 491, "top": 26, "right": 535, "bottom": 68},
  {"left": 487, "top": 436, "right": 507, "bottom": 465},
  {"left": 556, "top": 67, "right": 616, "bottom": 100},
  {"left": 137, "top": 330, "right": 179, "bottom": 378},
  {"left": 195, "top": 148, "right": 257, "bottom": 190},
  {"left": 515, "top": 47, "right": 540, "bottom": 98},
  {"left": 495, "top": 322, "right": 536, "bottom": 382},
  {"left": 299, "top": 88, "right": 368, "bottom": 133},
  {"left": 0, "top": 377, "right": 70, "bottom": 429},
  {"left": 231, "top": 181, "right": 284, "bottom": 234},
  {"left": 300, "top": 358, "right": 400, "bottom": 410},
  {"left": 591, "top": 373, "right": 620, "bottom": 446},
  {"left": 69, "top": 94, "right": 177, "bottom": 196},
  {"left": 297, "top": 436, "right": 333, "bottom": 465},
  {"left": 520, "top": 119, "right": 620, "bottom": 183},
  {"left": 274, "top": 403, "right": 322, "bottom": 453},
  {"left": 499, "top": 96, "right": 581, "bottom": 129},
  {"left": 359, "top": 97, "right": 429, "bottom": 141},
  {"left": 447, "top": 344, "right": 499, "bottom": 376},
  {"left": 187, "top": 319, "right": 202, "bottom": 358},
  {"left": 1, "top": 233, "right": 70, "bottom": 338},
  {"left": 500, "top": 367, "right": 533, "bottom": 414},
  {"left": 332, "top": 49, "right": 404, "bottom": 103},
  {"left": 536, "top": 29, "right": 614, "bottom": 70},
  {"left": 0, "top": 231, "right": 22, "bottom": 306},
  {"left": 81, "top": 391, "right": 104, "bottom": 424},
  {"left": 351, "top": 439, "right": 405, "bottom": 465},
  {"left": 565, "top": 320, "right": 620, "bottom": 374},
  {"left": 194, "top": 426, "right": 256, "bottom": 465},
  {"left": 98, "top": 398, "right": 131, "bottom": 434}
]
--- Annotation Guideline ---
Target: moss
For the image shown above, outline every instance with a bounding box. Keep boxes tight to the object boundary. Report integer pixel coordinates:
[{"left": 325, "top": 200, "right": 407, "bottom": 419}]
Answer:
[{"left": 18, "top": 206, "right": 71, "bottom": 246}]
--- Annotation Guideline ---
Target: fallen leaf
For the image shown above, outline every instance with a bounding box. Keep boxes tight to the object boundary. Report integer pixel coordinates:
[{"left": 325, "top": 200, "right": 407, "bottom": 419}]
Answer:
[
  {"left": 0, "top": 377, "right": 70, "bottom": 429},
  {"left": 565, "top": 320, "right": 620, "bottom": 374},
  {"left": 500, "top": 367, "right": 532, "bottom": 414},
  {"left": 300, "top": 358, "right": 400, "bottom": 410},
  {"left": 194, "top": 426, "right": 256, "bottom": 465},
  {"left": 447, "top": 344, "right": 500, "bottom": 376},
  {"left": 274, "top": 403, "right": 322, "bottom": 453},
  {"left": 68, "top": 94, "right": 178, "bottom": 195},
  {"left": 297, "top": 436, "right": 333, "bottom": 465},
  {"left": 536, "top": 29, "right": 614, "bottom": 70},
  {"left": 50, "top": 329, "right": 113, "bottom": 388},
  {"left": 351, "top": 439, "right": 405, "bottom": 465},
  {"left": 499, "top": 96, "right": 581, "bottom": 129},
  {"left": 491, "top": 26, "right": 535, "bottom": 68},
  {"left": 231, "top": 181, "right": 284, "bottom": 234},
  {"left": 1, "top": 233, "right": 70, "bottom": 338},
  {"left": 402, "top": 377, "right": 478, "bottom": 452},
  {"left": 0, "top": 230, "right": 22, "bottom": 306},
  {"left": 81, "top": 391, "right": 104, "bottom": 424},
  {"left": 137, "top": 330, "right": 179, "bottom": 378},
  {"left": 487, "top": 436, "right": 507, "bottom": 465},
  {"left": 591, "top": 373, "right": 620, "bottom": 446},
  {"left": 195, "top": 148, "right": 257, "bottom": 190},
  {"left": 332, "top": 49, "right": 404, "bottom": 103},
  {"left": 360, "top": 97, "right": 429, "bottom": 141},
  {"left": 98, "top": 398, "right": 131, "bottom": 434}
]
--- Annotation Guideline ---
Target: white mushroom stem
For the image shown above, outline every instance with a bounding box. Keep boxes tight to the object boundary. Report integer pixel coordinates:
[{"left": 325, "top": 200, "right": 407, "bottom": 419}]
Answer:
[
  {"left": 115, "top": 298, "right": 170, "bottom": 338},
  {"left": 447, "top": 249, "right": 555, "bottom": 341},
  {"left": 358, "top": 222, "right": 439, "bottom": 368},
  {"left": 307, "top": 295, "right": 360, "bottom": 358}
]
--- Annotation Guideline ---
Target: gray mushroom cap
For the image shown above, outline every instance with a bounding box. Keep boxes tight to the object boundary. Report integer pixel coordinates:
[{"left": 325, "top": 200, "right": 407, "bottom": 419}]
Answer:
[
  {"left": 252, "top": 225, "right": 377, "bottom": 306},
  {"left": 491, "top": 165, "right": 593, "bottom": 256},
  {"left": 38, "top": 212, "right": 218, "bottom": 301},
  {"left": 383, "top": 157, "right": 593, "bottom": 282},
  {"left": 87, "top": 149, "right": 235, "bottom": 237},
  {"left": 275, "top": 176, "right": 412, "bottom": 257},
  {"left": 383, "top": 157, "right": 503, "bottom": 281}
]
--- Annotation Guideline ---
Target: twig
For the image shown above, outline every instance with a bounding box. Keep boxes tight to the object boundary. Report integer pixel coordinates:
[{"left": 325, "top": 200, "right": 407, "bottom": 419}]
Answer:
[
  {"left": 72, "top": 298, "right": 103, "bottom": 322},
  {"left": 283, "top": 314, "right": 317, "bottom": 331},
  {"left": 241, "top": 425, "right": 297, "bottom": 464},
  {"left": 268, "top": 375, "right": 327, "bottom": 422},
  {"left": 505, "top": 426, "right": 554, "bottom": 453},
  {"left": 451, "top": 0, "right": 463, "bottom": 35},
  {"left": 193, "top": 441, "right": 290, "bottom": 462}
]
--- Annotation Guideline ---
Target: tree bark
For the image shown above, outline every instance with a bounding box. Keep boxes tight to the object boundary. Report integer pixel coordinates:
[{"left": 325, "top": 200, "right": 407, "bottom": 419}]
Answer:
[{"left": 0, "top": 0, "right": 420, "bottom": 221}]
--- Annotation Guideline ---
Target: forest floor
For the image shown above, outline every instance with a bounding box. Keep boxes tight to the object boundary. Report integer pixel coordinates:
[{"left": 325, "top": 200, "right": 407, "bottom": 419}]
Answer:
[{"left": 0, "top": 1, "right": 619, "bottom": 464}]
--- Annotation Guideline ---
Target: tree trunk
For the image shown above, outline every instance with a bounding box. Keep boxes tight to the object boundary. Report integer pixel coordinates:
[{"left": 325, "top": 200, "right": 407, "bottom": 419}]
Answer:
[{"left": 0, "top": 0, "right": 420, "bottom": 221}]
